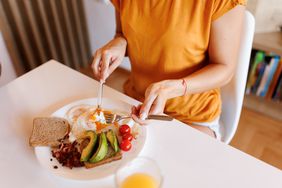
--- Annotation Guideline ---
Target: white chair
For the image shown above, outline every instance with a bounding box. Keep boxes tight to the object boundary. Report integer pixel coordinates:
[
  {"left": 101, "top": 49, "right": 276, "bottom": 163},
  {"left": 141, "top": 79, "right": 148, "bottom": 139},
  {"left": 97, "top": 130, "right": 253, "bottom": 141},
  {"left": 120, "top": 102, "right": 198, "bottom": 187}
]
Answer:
[{"left": 220, "top": 11, "right": 255, "bottom": 143}]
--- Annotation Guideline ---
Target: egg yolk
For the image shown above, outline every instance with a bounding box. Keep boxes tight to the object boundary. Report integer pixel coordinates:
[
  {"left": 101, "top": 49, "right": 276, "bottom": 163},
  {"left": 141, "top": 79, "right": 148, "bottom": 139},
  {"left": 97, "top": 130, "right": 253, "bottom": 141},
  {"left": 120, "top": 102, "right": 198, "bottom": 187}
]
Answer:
[{"left": 95, "top": 122, "right": 108, "bottom": 131}]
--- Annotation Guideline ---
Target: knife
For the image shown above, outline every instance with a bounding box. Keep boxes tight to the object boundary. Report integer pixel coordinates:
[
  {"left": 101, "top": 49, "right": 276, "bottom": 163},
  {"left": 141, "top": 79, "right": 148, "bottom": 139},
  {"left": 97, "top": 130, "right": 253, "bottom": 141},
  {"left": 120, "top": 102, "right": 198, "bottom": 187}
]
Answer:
[{"left": 97, "top": 81, "right": 104, "bottom": 109}]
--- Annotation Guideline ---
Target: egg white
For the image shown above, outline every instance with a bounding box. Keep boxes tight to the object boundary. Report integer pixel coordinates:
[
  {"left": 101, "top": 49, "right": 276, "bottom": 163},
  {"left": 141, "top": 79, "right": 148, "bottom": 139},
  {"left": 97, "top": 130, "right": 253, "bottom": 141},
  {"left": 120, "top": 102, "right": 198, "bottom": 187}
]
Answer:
[{"left": 65, "top": 104, "right": 91, "bottom": 125}]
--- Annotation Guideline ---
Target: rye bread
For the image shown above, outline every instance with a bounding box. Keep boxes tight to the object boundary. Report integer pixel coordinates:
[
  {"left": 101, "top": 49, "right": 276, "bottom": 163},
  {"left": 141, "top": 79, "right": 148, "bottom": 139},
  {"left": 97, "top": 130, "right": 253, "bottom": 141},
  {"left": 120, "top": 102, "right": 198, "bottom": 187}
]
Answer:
[
  {"left": 84, "top": 151, "right": 122, "bottom": 169},
  {"left": 29, "top": 117, "right": 70, "bottom": 147}
]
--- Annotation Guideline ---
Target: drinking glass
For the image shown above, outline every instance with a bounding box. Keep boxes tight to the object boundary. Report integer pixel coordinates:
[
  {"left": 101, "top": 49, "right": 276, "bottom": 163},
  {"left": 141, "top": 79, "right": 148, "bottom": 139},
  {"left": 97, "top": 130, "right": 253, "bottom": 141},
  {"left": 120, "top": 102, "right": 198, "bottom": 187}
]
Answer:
[{"left": 115, "top": 157, "right": 162, "bottom": 188}]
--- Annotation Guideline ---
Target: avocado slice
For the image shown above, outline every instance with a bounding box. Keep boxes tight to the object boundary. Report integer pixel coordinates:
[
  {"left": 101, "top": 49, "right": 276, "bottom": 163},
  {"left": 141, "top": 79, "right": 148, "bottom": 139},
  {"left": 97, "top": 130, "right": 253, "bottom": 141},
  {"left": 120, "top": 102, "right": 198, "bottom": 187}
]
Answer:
[
  {"left": 106, "top": 130, "right": 120, "bottom": 153},
  {"left": 80, "top": 131, "right": 98, "bottom": 162},
  {"left": 89, "top": 132, "right": 108, "bottom": 163}
]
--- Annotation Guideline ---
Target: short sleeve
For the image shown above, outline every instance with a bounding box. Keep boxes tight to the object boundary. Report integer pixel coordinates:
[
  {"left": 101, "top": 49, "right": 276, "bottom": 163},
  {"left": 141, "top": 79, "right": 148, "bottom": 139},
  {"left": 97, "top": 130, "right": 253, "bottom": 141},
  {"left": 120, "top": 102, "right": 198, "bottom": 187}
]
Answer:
[
  {"left": 212, "top": 0, "right": 246, "bottom": 21},
  {"left": 110, "top": 0, "right": 120, "bottom": 11}
]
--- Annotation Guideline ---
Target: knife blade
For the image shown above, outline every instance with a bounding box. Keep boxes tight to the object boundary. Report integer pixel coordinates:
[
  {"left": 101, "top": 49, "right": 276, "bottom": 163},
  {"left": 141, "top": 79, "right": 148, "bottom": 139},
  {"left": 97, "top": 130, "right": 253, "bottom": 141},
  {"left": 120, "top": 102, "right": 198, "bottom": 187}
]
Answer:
[{"left": 97, "top": 81, "right": 104, "bottom": 109}]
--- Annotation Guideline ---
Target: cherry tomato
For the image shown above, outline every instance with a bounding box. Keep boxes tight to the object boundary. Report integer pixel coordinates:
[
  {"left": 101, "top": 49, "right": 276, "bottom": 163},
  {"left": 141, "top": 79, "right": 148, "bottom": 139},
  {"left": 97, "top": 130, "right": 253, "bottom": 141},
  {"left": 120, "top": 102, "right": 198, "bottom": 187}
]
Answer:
[
  {"left": 120, "top": 140, "right": 132, "bottom": 151},
  {"left": 119, "top": 124, "right": 131, "bottom": 135},
  {"left": 122, "top": 133, "right": 133, "bottom": 142}
]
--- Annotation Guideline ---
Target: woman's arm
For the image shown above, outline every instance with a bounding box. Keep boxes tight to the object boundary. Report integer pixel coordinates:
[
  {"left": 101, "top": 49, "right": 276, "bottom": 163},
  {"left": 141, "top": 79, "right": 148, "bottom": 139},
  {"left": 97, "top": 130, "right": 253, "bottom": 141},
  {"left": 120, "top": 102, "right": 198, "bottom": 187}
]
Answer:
[
  {"left": 114, "top": 10, "right": 123, "bottom": 38},
  {"left": 135, "top": 5, "right": 245, "bottom": 121},
  {"left": 91, "top": 10, "right": 127, "bottom": 81},
  {"left": 183, "top": 5, "right": 245, "bottom": 94}
]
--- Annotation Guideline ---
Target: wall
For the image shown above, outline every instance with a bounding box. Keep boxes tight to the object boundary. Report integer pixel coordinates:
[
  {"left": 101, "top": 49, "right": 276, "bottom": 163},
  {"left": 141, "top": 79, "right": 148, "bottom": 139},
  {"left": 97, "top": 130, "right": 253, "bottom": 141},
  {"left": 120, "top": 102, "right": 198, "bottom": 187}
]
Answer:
[
  {"left": 247, "top": 0, "right": 282, "bottom": 33},
  {"left": 0, "top": 32, "right": 17, "bottom": 87},
  {"left": 83, "top": 0, "right": 131, "bottom": 71}
]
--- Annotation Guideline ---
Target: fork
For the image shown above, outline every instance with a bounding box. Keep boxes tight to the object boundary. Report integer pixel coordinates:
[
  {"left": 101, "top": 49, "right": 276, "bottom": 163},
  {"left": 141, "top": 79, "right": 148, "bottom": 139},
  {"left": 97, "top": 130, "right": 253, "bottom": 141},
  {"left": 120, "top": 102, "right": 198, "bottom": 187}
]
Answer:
[{"left": 104, "top": 113, "right": 174, "bottom": 124}]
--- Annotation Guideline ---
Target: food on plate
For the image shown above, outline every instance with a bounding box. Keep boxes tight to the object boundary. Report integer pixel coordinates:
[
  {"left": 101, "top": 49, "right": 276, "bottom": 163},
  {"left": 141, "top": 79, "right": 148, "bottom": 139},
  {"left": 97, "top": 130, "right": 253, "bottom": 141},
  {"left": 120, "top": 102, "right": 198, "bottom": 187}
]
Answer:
[
  {"left": 30, "top": 105, "right": 141, "bottom": 170},
  {"left": 84, "top": 151, "right": 122, "bottom": 169},
  {"left": 66, "top": 105, "right": 109, "bottom": 140},
  {"left": 65, "top": 105, "right": 91, "bottom": 125},
  {"left": 119, "top": 124, "right": 135, "bottom": 152},
  {"left": 29, "top": 117, "right": 70, "bottom": 147},
  {"left": 89, "top": 132, "right": 108, "bottom": 163},
  {"left": 83, "top": 130, "right": 123, "bottom": 169},
  {"left": 119, "top": 124, "right": 131, "bottom": 135},
  {"left": 51, "top": 141, "right": 84, "bottom": 169},
  {"left": 120, "top": 140, "right": 132, "bottom": 151},
  {"left": 80, "top": 131, "right": 98, "bottom": 162},
  {"left": 122, "top": 133, "right": 133, "bottom": 142},
  {"left": 106, "top": 129, "right": 120, "bottom": 153}
]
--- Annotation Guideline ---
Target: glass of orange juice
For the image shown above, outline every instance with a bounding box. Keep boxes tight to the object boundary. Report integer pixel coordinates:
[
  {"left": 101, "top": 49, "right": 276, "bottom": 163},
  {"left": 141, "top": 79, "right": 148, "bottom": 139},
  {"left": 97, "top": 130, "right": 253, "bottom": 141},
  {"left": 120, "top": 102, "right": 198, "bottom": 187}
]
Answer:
[{"left": 115, "top": 157, "right": 162, "bottom": 188}]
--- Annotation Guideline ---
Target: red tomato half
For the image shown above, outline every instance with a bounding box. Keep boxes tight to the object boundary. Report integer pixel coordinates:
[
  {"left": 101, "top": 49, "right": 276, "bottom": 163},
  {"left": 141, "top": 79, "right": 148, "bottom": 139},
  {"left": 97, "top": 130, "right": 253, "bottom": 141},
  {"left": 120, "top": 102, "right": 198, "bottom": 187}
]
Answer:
[
  {"left": 122, "top": 133, "right": 133, "bottom": 142},
  {"left": 119, "top": 124, "right": 131, "bottom": 135},
  {"left": 120, "top": 140, "right": 132, "bottom": 151}
]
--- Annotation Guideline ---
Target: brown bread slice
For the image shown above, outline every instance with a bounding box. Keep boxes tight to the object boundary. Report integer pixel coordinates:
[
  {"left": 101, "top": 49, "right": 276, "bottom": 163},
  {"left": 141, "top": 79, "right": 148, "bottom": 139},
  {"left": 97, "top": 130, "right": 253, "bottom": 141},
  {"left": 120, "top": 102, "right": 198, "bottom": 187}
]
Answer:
[
  {"left": 29, "top": 117, "right": 70, "bottom": 147},
  {"left": 84, "top": 151, "right": 122, "bottom": 169}
]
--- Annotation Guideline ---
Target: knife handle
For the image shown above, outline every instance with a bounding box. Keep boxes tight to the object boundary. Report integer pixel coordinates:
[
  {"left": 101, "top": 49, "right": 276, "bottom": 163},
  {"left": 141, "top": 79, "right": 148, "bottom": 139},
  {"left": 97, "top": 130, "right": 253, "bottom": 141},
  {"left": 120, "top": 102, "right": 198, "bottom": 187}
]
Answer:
[{"left": 146, "top": 115, "right": 173, "bottom": 121}]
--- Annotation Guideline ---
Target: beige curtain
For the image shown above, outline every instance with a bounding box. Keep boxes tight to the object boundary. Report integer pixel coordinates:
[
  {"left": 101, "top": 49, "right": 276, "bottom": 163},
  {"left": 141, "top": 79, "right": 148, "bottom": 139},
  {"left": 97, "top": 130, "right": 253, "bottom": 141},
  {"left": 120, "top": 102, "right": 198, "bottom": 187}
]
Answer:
[{"left": 0, "top": 0, "right": 91, "bottom": 76}]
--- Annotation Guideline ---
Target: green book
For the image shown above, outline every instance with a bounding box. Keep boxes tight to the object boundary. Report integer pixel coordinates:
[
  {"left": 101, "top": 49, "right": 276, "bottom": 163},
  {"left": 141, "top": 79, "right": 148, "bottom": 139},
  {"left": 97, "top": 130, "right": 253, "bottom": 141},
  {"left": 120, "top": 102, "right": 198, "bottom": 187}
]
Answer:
[{"left": 246, "top": 51, "right": 265, "bottom": 94}]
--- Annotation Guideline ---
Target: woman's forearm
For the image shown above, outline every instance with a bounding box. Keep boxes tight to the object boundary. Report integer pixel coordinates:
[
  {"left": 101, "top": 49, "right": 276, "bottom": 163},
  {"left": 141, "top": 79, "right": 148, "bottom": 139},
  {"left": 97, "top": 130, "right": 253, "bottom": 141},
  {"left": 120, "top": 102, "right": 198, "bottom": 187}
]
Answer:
[
  {"left": 183, "top": 63, "right": 234, "bottom": 94},
  {"left": 165, "top": 62, "right": 235, "bottom": 99}
]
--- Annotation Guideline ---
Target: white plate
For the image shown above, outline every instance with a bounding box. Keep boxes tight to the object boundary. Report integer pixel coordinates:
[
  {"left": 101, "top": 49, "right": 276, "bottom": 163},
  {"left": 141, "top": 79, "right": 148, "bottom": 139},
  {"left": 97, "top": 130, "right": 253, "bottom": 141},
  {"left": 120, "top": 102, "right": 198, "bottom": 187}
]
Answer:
[{"left": 34, "top": 98, "right": 146, "bottom": 180}]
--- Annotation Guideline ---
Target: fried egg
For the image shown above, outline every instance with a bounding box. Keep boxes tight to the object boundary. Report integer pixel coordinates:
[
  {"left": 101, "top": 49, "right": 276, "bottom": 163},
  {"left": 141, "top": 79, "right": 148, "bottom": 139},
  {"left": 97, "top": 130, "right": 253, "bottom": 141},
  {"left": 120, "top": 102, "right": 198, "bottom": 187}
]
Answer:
[
  {"left": 65, "top": 104, "right": 91, "bottom": 125},
  {"left": 66, "top": 105, "right": 108, "bottom": 140}
]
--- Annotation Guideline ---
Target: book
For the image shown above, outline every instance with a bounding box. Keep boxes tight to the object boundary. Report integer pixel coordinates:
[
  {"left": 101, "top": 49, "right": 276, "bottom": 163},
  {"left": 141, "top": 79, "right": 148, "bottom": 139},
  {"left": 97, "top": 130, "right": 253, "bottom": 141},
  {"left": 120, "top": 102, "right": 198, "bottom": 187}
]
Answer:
[
  {"left": 246, "top": 51, "right": 265, "bottom": 94},
  {"left": 257, "top": 56, "right": 280, "bottom": 97},
  {"left": 266, "top": 59, "right": 282, "bottom": 99},
  {"left": 256, "top": 63, "right": 271, "bottom": 96},
  {"left": 251, "top": 61, "right": 267, "bottom": 94},
  {"left": 273, "top": 74, "right": 282, "bottom": 101}
]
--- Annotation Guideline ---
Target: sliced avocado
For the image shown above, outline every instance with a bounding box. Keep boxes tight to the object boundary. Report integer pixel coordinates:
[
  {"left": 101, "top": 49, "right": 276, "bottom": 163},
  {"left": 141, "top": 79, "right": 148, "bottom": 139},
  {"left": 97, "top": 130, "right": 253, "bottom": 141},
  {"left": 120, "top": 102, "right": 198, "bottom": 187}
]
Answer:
[
  {"left": 80, "top": 131, "right": 98, "bottom": 162},
  {"left": 89, "top": 132, "right": 108, "bottom": 163},
  {"left": 106, "top": 130, "right": 120, "bottom": 153}
]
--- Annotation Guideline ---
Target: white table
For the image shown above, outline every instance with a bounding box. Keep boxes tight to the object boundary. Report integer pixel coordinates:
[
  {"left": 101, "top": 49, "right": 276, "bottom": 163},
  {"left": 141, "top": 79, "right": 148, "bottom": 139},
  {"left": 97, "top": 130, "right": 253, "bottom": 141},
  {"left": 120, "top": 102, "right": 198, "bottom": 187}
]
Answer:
[{"left": 0, "top": 60, "right": 281, "bottom": 188}]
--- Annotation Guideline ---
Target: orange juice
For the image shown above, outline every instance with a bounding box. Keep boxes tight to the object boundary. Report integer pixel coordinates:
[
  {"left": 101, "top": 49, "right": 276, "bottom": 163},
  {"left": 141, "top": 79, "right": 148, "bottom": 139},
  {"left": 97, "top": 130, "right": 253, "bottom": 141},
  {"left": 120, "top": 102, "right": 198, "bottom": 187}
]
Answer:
[{"left": 121, "top": 173, "right": 158, "bottom": 188}]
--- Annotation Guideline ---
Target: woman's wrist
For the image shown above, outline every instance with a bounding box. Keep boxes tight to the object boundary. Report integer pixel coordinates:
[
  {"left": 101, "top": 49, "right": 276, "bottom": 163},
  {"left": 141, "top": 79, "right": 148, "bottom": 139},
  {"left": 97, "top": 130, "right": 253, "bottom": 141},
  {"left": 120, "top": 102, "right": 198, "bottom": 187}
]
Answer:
[{"left": 160, "top": 79, "right": 187, "bottom": 99}]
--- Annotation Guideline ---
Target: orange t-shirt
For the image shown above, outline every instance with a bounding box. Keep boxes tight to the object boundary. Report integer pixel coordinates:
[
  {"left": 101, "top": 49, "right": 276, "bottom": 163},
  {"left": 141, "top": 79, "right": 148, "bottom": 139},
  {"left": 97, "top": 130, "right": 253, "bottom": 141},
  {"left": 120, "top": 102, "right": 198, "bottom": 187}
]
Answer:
[{"left": 111, "top": 0, "right": 246, "bottom": 123}]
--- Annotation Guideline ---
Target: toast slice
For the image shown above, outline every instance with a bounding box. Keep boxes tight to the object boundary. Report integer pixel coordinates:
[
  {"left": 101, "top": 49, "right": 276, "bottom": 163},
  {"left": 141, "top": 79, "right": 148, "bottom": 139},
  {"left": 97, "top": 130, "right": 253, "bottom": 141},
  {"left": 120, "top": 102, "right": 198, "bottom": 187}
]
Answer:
[
  {"left": 29, "top": 117, "right": 70, "bottom": 147},
  {"left": 84, "top": 151, "right": 122, "bottom": 169}
]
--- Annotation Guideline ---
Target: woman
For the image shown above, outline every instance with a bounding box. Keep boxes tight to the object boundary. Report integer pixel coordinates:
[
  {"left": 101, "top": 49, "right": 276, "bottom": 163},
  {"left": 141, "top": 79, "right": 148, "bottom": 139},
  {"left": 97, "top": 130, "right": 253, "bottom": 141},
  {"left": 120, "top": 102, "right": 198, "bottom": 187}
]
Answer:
[{"left": 92, "top": 0, "right": 246, "bottom": 139}]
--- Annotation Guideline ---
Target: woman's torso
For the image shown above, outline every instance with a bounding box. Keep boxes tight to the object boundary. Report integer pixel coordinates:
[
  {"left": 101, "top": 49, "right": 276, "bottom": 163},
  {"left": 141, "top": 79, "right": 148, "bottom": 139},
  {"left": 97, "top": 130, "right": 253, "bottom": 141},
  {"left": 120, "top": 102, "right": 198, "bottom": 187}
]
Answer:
[{"left": 111, "top": 0, "right": 242, "bottom": 123}]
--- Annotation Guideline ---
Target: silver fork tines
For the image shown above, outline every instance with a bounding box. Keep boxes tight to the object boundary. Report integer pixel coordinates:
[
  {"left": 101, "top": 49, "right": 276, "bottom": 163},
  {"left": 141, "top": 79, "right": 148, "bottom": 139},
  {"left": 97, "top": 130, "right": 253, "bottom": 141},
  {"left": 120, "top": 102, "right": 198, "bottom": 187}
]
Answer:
[{"left": 104, "top": 114, "right": 131, "bottom": 124}]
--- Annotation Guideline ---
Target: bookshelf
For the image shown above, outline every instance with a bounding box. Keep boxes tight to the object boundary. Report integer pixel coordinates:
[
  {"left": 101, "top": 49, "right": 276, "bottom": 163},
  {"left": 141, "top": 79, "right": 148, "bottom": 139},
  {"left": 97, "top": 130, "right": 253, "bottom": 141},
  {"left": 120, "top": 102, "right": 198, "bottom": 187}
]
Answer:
[
  {"left": 244, "top": 32, "right": 282, "bottom": 121},
  {"left": 252, "top": 32, "right": 282, "bottom": 56}
]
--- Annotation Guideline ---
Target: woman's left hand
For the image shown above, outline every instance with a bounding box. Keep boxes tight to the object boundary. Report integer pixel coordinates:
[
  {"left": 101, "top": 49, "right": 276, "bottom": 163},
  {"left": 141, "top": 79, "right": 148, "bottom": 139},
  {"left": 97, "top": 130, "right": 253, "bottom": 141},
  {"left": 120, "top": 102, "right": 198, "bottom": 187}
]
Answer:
[{"left": 131, "top": 79, "right": 184, "bottom": 125}]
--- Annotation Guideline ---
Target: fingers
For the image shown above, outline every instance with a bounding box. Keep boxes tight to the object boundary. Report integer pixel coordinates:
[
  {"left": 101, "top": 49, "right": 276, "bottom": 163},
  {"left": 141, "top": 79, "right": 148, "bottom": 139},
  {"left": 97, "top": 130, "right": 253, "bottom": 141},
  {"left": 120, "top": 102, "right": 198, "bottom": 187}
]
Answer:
[
  {"left": 131, "top": 114, "right": 150, "bottom": 125},
  {"left": 149, "top": 95, "right": 166, "bottom": 115},
  {"left": 131, "top": 104, "right": 142, "bottom": 116},
  {"left": 91, "top": 37, "right": 126, "bottom": 81},
  {"left": 139, "top": 91, "right": 157, "bottom": 120},
  {"left": 91, "top": 49, "right": 113, "bottom": 82},
  {"left": 91, "top": 50, "right": 102, "bottom": 80},
  {"left": 130, "top": 105, "right": 149, "bottom": 125},
  {"left": 108, "top": 58, "right": 121, "bottom": 76},
  {"left": 131, "top": 105, "right": 138, "bottom": 116}
]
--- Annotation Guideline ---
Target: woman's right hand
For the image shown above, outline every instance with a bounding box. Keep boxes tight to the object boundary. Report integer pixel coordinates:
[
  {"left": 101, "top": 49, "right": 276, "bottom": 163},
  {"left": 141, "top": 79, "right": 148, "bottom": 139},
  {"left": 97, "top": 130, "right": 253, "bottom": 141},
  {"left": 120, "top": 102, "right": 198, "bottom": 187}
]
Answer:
[{"left": 91, "top": 36, "right": 127, "bottom": 82}]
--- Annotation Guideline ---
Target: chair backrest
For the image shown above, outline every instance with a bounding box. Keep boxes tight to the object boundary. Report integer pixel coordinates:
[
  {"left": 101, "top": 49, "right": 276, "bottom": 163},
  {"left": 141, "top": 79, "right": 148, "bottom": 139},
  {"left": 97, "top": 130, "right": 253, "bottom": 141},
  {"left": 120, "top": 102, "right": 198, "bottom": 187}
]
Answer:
[{"left": 220, "top": 11, "right": 255, "bottom": 143}]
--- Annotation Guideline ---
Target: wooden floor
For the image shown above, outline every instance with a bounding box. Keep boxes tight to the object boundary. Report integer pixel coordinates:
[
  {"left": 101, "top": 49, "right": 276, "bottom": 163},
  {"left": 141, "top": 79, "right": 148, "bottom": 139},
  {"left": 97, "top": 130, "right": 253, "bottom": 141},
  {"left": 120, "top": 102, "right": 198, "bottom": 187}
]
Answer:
[
  {"left": 80, "top": 67, "right": 282, "bottom": 170},
  {"left": 230, "top": 108, "right": 282, "bottom": 170}
]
